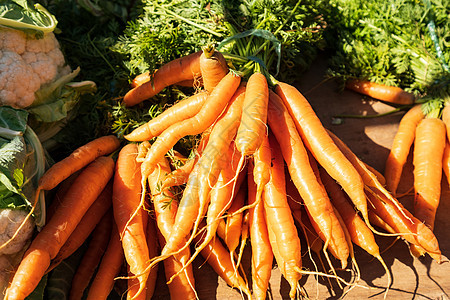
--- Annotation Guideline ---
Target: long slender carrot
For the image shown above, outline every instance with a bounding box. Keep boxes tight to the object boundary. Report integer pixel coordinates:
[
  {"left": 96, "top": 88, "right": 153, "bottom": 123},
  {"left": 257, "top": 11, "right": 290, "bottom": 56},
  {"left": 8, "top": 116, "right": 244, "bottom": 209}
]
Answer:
[
  {"left": 441, "top": 104, "right": 450, "bottom": 141},
  {"left": 123, "top": 51, "right": 202, "bottom": 106},
  {"left": 145, "top": 217, "right": 160, "bottom": 300},
  {"left": 222, "top": 181, "right": 246, "bottom": 253},
  {"left": 86, "top": 224, "right": 124, "bottom": 300},
  {"left": 193, "top": 222, "right": 251, "bottom": 298},
  {"left": 113, "top": 143, "right": 149, "bottom": 300},
  {"left": 147, "top": 157, "right": 196, "bottom": 299},
  {"left": 263, "top": 133, "right": 302, "bottom": 299},
  {"left": 39, "top": 135, "right": 120, "bottom": 192},
  {"left": 199, "top": 45, "right": 228, "bottom": 92},
  {"left": 413, "top": 117, "right": 446, "bottom": 230},
  {"left": 140, "top": 71, "right": 241, "bottom": 178},
  {"left": 125, "top": 92, "right": 208, "bottom": 142},
  {"left": 384, "top": 104, "right": 424, "bottom": 194},
  {"left": 247, "top": 162, "right": 273, "bottom": 300},
  {"left": 345, "top": 79, "right": 415, "bottom": 105},
  {"left": 267, "top": 91, "right": 349, "bottom": 269},
  {"left": 442, "top": 141, "right": 450, "bottom": 186},
  {"left": 275, "top": 82, "right": 369, "bottom": 225},
  {"left": 130, "top": 72, "right": 199, "bottom": 89},
  {"left": 5, "top": 156, "right": 115, "bottom": 300},
  {"left": 69, "top": 210, "right": 113, "bottom": 300},
  {"left": 48, "top": 181, "right": 113, "bottom": 272}
]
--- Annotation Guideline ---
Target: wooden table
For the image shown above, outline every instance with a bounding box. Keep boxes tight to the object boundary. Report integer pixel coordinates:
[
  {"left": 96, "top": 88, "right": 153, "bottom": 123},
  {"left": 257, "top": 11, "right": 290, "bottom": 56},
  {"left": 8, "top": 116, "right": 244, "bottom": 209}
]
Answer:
[{"left": 151, "top": 55, "right": 450, "bottom": 300}]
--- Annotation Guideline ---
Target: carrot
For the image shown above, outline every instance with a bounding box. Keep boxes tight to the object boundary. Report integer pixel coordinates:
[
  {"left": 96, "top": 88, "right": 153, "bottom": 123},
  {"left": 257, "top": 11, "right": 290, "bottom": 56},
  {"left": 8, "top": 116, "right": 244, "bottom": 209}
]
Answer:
[
  {"left": 123, "top": 51, "right": 202, "bottom": 106},
  {"left": 140, "top": 71, "right": 241, "bottom": 178},
  {"left": 413, "top": 117, "right": 446, "bottom": 230},
  {"left": 147, "top": 157, "right": 197, "bottom": 299},
  {"left": 274, "top": 82, "right": 369, "bottom": 225},
  {"left": 365, "top": 188, "right": 441, "bottom": 262},
  {"left": 345, "top": 79, "right": 415, "bottom": 105},
  {"left": 247, "top": 162, "right": 273, "bottom": 300},
  {"left": 262, "top": 133, "right": 302, "bottom": 299},
  {"left": 125, "top": 92, "right": 208, "bottom": 142},
  {"left": 48, "top": 181, "right": 113, "bottom": 272},
  {"left": 131, "top": 71, "right": 199, "bottom": 89},
  {"left": 38, "top": 135, "right": 119, "bottom": 192},
  {"left": 267, "top": 92, "right": 349, "bottom": 269},
  {"left": 45, "top": 170, "right": 81, "bottom": 222},
  {"left": 143, "top": 217, "right": 160, "bottom": 300},
  {"left": 384, "top": 104, "right": 425, "bottom": 195},
  {"left": 441, "top": 104, "right": 450, "bottom": 141},
  {"left": 5, "top": 156, "right": 115, "bottom": 300},
  {"left": 199, "top": 45, "right": 228, "bottom": 92},
  {"left": 233, "top": 72, "right": 269, "bottom": 180},
  {"left": 112, "top": 143, "right": 149, "bottom": 300},
  {"left": 193, "top": 222, "right": 251, "bottom": 298},
  {"left": 69, "top": 210, "right": 113, "bottom": 300},
  {"left": 86, "top": 224, "right": 124, "bottom": 300},
  {"left": 442, "top": 141, "right": 450, "bottom": 186}
]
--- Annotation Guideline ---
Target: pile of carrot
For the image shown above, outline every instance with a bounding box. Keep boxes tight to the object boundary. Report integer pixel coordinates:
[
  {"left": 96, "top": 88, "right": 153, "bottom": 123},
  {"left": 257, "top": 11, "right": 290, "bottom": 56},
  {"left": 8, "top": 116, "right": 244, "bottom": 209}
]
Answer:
[
  {"left": 2, "top": 47, "right": 443, "bottom": 300},
  {"left": 384, "top": 102, "right": 449, "bottom": 258}
]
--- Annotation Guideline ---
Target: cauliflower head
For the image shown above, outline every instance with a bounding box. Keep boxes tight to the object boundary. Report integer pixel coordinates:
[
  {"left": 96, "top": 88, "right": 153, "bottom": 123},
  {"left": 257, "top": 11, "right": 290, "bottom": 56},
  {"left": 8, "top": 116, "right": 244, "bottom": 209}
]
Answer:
[{"left": 0, "top": 27, "right": 71, "bottom": 109}]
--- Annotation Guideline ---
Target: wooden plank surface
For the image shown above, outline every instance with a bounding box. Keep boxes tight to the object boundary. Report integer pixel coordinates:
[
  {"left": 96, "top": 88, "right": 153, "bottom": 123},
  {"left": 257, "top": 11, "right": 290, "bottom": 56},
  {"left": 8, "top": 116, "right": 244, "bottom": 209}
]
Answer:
[{"left": 151, "top": 55, "right": 450, "bottom": 300}]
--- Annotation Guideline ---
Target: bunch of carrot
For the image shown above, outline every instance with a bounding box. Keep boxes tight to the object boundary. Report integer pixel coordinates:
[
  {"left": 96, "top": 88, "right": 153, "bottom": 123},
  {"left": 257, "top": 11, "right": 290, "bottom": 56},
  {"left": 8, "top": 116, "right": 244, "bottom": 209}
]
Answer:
[
  {"left": 2, "top": 46, "right": 444, "bottom": 300},
  {"left": 122, "top": 47, "right": 441, "bottom": 298},
  {"left": 384, "top": 102, "right": 449, "bottom": 258}
]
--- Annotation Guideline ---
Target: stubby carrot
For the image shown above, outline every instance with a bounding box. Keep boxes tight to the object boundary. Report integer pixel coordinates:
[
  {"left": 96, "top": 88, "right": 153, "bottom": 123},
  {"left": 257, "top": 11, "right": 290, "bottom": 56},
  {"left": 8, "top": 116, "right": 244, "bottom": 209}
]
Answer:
[
  {"left": 275, "top": 82, "right": 369, "bottom": 226},
  {"left": 345, "top": 79, "right": 415, "bottom": 105},
  {"left": 123, "top": 51, "right": 202, "bottom": 106},
  {"left": 5, "top": 156, "right": 115, "bottom": 300},
  {"left": 125, "top": 92, "right": 208, "bottom": 142},
  {"left": 113, "top": 143, "right": 149, "bottom": 300},
  {"left": 384, "top": 104, "right": 424, "bottom": 195},
  {"left": 199, "top": 45, "right": 228, "bottom": 92}
]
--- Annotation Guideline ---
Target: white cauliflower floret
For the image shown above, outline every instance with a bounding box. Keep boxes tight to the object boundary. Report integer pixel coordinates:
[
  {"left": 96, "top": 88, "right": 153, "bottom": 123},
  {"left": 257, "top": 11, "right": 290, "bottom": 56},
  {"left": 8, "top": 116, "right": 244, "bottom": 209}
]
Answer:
[
  {"left": 0, "top": 209, "right": 35, "bottom": 256},
  {"left": 0, "top": 27, "right": 71, "bottom": 109}
]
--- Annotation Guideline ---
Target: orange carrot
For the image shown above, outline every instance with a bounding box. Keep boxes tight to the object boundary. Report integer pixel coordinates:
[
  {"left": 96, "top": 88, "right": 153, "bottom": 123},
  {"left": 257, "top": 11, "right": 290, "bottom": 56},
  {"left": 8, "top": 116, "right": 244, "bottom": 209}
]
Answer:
[
  {"left": 222, "top": 182, "right": 246, "bottom": 253},
  {"left": 86, "top": 224, "right": 124, "bottom": 300},
  {"left": 38, "top": 135, "right": 119, "bottom": 192},
  {"left": 48, "top": 181, "right": 113, "bottom": 272},
  {"left": 123, "top": 51, "right": 202, "bottom": 106},
  {"left": 247, "top": 162, "right": 273, "bottom": 300},
  {"left": 345, "top": 79, "right": 415, "bottom": 105},
  {"left": 140, "top": 71, "right": 241, "bottom": 178},
  {"left": 199, "top": 45, "right": 228, "bottom": 92},
  {"left": 194, "top": 222, "right": 251, "bottom": 298},
  {"left": 131, "top": 72, "right": 199, "bottom": 89},
  {"left": 262, "top": 133, "right": 302, "bottom": 299},
  {"left": 441, "top": 105, "right": 450, "bottom": 141},
  {"left": 275, "top": 82, "right": 369, "bottom": 225},
  {"left": 144, "top": 217, "right": 160, "bottom": 300},
  {"left": 125, "top": 92, "right": 208, "bottom": 142},
  {"left": 413, "top": 117, "right": 446, "bottom": 230},
  {"left": 112, "top": 143, "right": 149, "bottom": 300},
  {"left": 69, "top": 210, "right": 113, "bottom": 300},
  {"left": 384, "top": 104, "right": 425, "bottom": 194},
  {"left": 442, "top": 141, "right": 450, "bottom": 186},
  {"left": 267, "top": 92, "right": 349, "bottom": 269},
  {"left": 5, "top": 156, "right": 115, "bottom": 300},
  {"left": 147, "top": 157, "right": 197, "bottom": 299},
  {"left": 365, "top": 188, "right": 441, "bottom": 262},
  {"left": 45, "top": 171, "right": 81, "bottom": 222}
]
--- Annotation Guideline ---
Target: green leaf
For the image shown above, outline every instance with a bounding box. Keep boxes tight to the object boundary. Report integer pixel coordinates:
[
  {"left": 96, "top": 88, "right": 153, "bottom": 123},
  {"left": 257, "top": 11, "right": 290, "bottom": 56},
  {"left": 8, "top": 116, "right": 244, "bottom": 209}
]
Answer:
[{"left": 0, "top": 0, "right": 57, "bottom": 37}]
